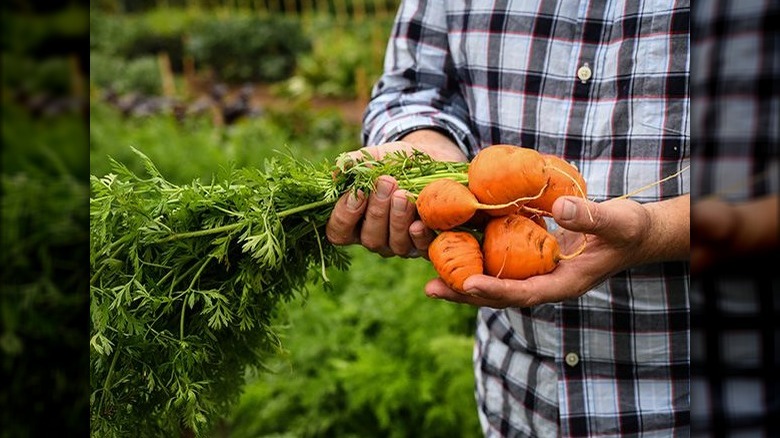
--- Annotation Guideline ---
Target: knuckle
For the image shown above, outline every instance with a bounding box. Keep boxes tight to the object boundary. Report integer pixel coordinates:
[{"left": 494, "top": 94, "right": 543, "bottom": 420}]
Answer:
[
  {"left": 619, "top": 210, "right": 651, "bottom": 242},
  {"left": 325, "top": 229, "right": 348, "bottom": 245},
  {"left": 325, "top": 221, "right": 352, "bottom": 244},
  {"left": 365, "top": 203, "right": 388, "bottom": 221}
]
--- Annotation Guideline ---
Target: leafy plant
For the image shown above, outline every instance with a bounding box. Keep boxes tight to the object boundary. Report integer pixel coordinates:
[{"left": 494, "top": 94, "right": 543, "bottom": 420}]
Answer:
[{"left": 90, "top": 149, "right": 468, "bottom": 436}]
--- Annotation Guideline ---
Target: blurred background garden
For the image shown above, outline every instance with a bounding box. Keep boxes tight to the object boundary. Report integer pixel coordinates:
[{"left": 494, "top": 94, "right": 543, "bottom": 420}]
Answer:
[{"left": 1, "top": 0, "right": 481, "bottom": 436}]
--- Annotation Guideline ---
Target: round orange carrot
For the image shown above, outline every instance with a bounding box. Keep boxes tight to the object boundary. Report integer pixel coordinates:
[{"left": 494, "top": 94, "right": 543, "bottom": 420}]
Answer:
[
  {"left": 428, "top": 230, "right": 484, "bottom": 293},
  {"left": 482, "top": 214, "right": 583, "bottom": 280},
  {"left": 524, "top": 154, "right": 587, "bottom": 215},
  {"left": 467, "top": 145, "right": 549, "bottom": 216},
  {"left": 416, "top": 178, "right": 538, "bottom": 231}
]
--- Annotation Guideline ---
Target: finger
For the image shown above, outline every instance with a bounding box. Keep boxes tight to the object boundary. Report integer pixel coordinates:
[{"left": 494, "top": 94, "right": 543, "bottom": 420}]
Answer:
[
  {"left": 360, "top": 176, "right": 396, "bottom": 252},
  {"left": 551, "top": 196, "right": 603, "bottom": 232},
  {"left": 424, "top": 278, "right": 503, "bottom": 307},
  {"left": 460, "top": 275, "right": 544, "bottom": 307},
  {"left": 387, "top": 190, "right": 416, "bottom": 256},
  {"left": 409, "top": 220, "right": 435, "bottom": 258},
  {"left": 471, "top": 251, "right": 600, "bottom": 305},
  {"left": 326, "top": 190, "right": 367, "bottom": 245},
  {"left": 552, "top": 196, "right": 648, "bottom": 242}
]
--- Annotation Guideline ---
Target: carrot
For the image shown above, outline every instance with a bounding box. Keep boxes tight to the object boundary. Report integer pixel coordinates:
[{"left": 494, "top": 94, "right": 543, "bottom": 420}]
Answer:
[
  {"left": 482, "top": 214, "right": 584, "bottom": 280},
  {"left": 428, "top": 230, "right": 484, "bottom": 293},
  {"left": 467, "top": 145, "right": 549, "bottom": 216},
  {"left": 415, "top": 178, "right": 541, "bottom": 230},
  {"left": 524, "top": 154, "right": 588, "bottom": 215}
]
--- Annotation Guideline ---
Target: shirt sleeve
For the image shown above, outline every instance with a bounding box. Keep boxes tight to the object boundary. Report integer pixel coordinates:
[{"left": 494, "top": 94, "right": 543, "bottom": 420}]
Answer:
[{"left": 362, "top": 0, "right": 478, "bottom": 158}]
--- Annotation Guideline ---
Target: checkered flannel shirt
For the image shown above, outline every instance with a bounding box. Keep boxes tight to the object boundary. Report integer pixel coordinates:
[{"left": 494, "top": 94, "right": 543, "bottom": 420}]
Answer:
[
  {"left": 363, "top": 0, "right": 691, "bottom": 436},
  {"left": 690, "top": 1, "right": 780, "bottom": 436}
]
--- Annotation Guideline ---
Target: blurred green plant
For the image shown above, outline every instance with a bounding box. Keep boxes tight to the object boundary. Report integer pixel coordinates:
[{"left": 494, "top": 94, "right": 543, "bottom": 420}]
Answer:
[
  {"left": 89, "top": 100, "right": 360, "bottom": 183},
  {"left": 1, "top": 53, "right": 74, "bottom": 97},
  {"left": 0, "top": 101, "right": 89, "bottom": 437},
  {"left": 90, "top": 52, "right": 163, "bottom": 95},
  {"left": 226, "top": 249, "right": 481, "bottom": 438},
  {"left": 277, "top": 18, "right": 391, "bottom": 99},
  {"left": 185, "top": 16, "right": 310, "bottom": 83},
  {"left": 91, "top": 9, "right": 311, "bottom": 85},
  {"left": 90, "top": 9, "right": 189, "bottom": 71}
]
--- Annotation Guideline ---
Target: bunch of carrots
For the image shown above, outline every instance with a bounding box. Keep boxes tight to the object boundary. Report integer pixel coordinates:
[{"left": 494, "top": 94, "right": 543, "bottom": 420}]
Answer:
[{"left": 415, "top": 144, "right": 588, "bottom": 292}]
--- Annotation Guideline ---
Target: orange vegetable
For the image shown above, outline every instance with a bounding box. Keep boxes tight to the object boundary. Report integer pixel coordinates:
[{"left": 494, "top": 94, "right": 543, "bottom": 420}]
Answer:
[
  {"left": 428, "top": 231, "right": 484, "bottom": 293},
  {"left": 467, "top": 145, "right": 549, "bottom": 216},
  {"left": 482, "top": 214, "right": 583, "bottom": 280},
  {"left": 416, "top": 178, "right": 535, "bottom": 231},
  {"left": 525, "top": 154, "right": 587, "bottom": 215}
]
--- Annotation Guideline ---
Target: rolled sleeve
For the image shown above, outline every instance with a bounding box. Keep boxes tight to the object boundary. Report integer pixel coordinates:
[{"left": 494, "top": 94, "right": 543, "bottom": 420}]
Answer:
[
  {"left": 361, "top": 0, "right": 477, "bottom": 158},
  {"left": 363, "top": 103, "right": 476, "bottom": 158}
]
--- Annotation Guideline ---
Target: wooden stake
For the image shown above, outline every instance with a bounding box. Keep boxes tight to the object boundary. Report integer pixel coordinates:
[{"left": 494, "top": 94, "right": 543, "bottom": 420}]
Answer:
[
  {"left": 334, "top": 0, "right": 348, "bottom": 23},
  {"left": 355, "top": 66, "right": 369, "bottom": 108},
  {"left": 158, "top": 51, "right": 177, "bottom": 97},
  {"left": 182, "top": 54, "right": 197, "bottom": 98},
  {"left": 68, "top": 53, "right": 85, "bottom": 99},
  {"left": 353, "top": 0, "right": 364, "bottom": 21}
]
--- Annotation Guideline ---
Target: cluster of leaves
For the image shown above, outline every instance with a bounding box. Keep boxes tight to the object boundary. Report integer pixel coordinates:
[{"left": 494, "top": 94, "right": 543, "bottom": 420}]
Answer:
[{"left": 90, "top": 149, "right": 468, "bottom": 436}]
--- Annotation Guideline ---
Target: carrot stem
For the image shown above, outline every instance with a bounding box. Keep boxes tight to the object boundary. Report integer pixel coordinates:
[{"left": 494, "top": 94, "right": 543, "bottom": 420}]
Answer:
[
  {"left": 613, "top": 164, "right": 690, "bottom": 201},
  {"left": 477, "top": 182, "right": 549, "bottom": 210}
]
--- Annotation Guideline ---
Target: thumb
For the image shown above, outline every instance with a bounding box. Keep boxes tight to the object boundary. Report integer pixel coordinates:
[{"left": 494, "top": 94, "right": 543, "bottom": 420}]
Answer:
[{"left": 551, "top": 196, "right": 605, "bottom": 233}]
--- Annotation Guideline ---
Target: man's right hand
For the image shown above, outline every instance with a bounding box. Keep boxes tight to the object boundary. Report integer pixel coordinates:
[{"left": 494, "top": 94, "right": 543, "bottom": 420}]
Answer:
[{"left": 325, "top": 131, "right": 467, "bottom": 258}]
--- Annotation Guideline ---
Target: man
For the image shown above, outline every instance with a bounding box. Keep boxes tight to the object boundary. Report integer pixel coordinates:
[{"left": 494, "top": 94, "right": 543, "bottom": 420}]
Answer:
[{"left": 327, "top": 0, "right": 691, "bottom": 436}]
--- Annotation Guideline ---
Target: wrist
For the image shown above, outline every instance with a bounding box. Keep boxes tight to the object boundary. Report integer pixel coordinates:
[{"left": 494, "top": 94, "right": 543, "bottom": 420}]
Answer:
[
  {"left": 642, "top": 195, "right": 691, "bottom": 263},
  {"left": 398, "top": 129, "right": 468, "bottom": 163}
]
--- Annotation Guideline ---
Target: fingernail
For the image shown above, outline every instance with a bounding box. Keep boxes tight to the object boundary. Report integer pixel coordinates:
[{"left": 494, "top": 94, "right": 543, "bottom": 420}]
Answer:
[
  {"left": 560, "top": 198, "right": 577, "bottom": 221},
  {"left": 347, "top": 192, "right": 363, "bottom": 209},
  {"left": 406, "top": 248, "right": 420, "bottom": 258},
  {"left": 392, "top": 195, "right": 407, "bottom": 212},
  {"left": 465, "top": 289, "right": 481, "bottom": 296},
  {"left": 375, "top": 179, "right": 393, "bottom": 200}
]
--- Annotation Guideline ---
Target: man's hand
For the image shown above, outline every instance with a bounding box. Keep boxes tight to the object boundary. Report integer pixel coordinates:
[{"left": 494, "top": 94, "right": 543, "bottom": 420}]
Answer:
[
  {"left": 425, "top": 194, "right": 690, "bottom": 307},
  {"left": 326, "top": 130, "right": 467, "bottom": 258}
]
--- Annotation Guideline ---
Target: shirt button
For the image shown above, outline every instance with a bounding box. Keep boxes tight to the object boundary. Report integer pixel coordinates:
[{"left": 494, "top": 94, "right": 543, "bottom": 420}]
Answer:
[
  {"left": 577, "top": 63, "right": 592, "bottom": 83},
  {"left": 565, "top": 352, "right": 580, "bottom": 367}
]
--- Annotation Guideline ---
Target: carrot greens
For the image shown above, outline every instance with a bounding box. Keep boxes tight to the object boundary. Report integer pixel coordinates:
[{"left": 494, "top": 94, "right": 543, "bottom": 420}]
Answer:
[{"left": 89, "top": 148, "right": 467, "bottom": 437}]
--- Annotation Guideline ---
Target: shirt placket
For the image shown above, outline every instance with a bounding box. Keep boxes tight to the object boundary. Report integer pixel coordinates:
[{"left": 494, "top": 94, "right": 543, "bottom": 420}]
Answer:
[{"left": 557, "top": 1, "right": 601, "bottom": 436}]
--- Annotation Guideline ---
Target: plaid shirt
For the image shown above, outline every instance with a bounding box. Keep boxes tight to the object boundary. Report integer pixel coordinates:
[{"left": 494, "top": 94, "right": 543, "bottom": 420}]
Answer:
[
  {"left": 690, "top": 1, "right": 780, "bottom": 436},
  {"left": 364, "top": 0, "right": 690, "bottom": 436}
]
